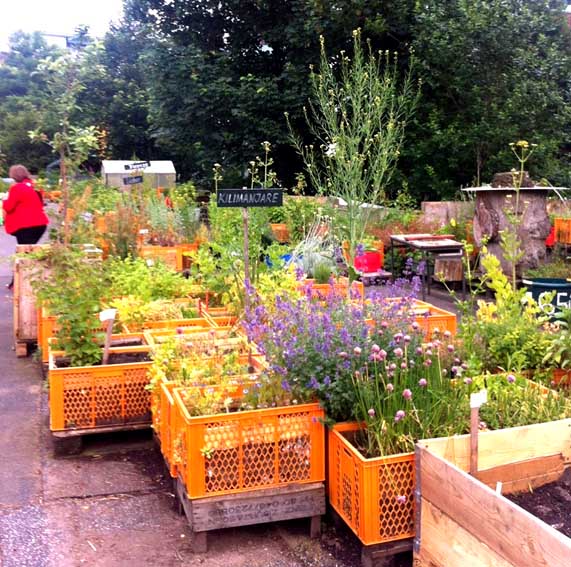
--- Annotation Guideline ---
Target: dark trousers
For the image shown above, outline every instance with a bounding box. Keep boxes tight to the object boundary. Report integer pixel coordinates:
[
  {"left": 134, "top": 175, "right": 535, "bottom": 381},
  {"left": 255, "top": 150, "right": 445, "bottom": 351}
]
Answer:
[
  {"left": 8, "top": 225, "right": 47, "bottom": 288},
  {"left": 13, "top": 225, "right": 47, "bottom": 245}
]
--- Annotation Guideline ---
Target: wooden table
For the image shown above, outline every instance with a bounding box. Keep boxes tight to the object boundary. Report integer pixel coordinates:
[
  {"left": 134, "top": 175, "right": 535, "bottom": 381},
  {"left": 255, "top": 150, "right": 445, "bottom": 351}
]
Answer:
[{"left": 389, "top": 234, "right": 465, "bottom": 300}]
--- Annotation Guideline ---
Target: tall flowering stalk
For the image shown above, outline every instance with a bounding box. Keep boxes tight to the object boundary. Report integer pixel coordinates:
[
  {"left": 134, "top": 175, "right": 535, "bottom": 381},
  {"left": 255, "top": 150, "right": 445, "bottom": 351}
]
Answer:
[{"left": 287, "top": 29, "right": 418, "bottom": 278}]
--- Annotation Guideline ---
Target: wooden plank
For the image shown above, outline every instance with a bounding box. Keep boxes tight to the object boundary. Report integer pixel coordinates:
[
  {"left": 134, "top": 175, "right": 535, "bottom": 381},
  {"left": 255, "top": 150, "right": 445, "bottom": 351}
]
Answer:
[
  {"left": 419, "top": 419, "right": 571, "bottom": 471},
  {"left": 418, "top": 446, "right": 571, "bottom": 567},
  {"left": 51, "top": 422, "right": 151, "bottom": 438},
  {"left": 476, "top": 454, "right": 565, "bottom": 494},
  {"left": 415, "top": 498, "right": 511, "bottom": 567},
  {"left": 362, "top": 538, "right": 413, "bottom": 567},
  {"left": 190, "top": 482, "right": 326, "bottom": 532}
]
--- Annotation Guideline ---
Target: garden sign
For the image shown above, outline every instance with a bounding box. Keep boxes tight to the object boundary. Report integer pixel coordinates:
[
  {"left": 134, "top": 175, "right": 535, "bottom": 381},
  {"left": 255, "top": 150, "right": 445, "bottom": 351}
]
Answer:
[{"left": 216, "top": 187, "right": 283, "bottom": 304}]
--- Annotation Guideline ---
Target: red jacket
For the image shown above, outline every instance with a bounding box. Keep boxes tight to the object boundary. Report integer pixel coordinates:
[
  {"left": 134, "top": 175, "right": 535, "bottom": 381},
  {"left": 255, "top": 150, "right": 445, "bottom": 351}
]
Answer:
[{"left": 3, "top": 178, "right": 49, "bottom": 235}]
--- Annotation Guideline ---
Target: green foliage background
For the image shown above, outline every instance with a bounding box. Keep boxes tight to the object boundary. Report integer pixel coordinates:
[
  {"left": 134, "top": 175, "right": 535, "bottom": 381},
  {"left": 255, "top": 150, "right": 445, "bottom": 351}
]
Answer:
[{"left": 1, "top": 0, "right": 570, "bottom": 199}]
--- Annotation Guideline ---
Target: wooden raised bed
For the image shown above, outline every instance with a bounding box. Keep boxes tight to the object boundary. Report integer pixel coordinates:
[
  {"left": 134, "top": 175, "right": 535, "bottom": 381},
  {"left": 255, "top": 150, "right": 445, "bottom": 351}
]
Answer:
[
  {"left": 170, "top": 395, "right": 325, "bottom": 550},
  {"left": 48, "top": 335, "right": 153, "bottom": 450},
  {"left": 414, "top": 419, "right": 571, "bottom": 567},
  {"left": 13, "top": 244, "right": 51, "bottom": 356}
]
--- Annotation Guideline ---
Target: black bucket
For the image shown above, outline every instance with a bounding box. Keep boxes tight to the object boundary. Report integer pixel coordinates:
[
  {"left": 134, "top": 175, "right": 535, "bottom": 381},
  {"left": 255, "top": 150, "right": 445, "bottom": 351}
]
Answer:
[{"left": 522, "top": 278, "right": 571, "bottom": 316}]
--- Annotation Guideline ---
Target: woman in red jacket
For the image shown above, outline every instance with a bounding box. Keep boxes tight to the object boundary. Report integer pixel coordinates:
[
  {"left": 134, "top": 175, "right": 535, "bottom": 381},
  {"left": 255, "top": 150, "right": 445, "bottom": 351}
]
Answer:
[{"left": 3, "top": 164, "right": 49, "bottom": 289}]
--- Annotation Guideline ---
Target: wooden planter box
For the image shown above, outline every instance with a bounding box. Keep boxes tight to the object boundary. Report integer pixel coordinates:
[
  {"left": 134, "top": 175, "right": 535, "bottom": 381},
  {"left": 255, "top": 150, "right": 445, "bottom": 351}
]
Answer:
[
  {"left": 138, "top": 243, "right": 199, "bottom": 272},
  {"left": 13, "top": 244, "right": 52, "bottom": 355},
  {"left": 552, "top": 368, "right": 571, "bottom": 388},
  {"left": 414, "top": 419, "right": 571, "bottom": 567},
  {"left": 328, "top": 422, "right": 415, "bottom": 547},
  {"left": 48, "top": 337, "right": 153, "bottom": 434},
  {"left": 139, "top": 245, "right": 179, "bottom": 270},
  {"left": 270, "top": 223, "right": 290, "bottom": 243}
]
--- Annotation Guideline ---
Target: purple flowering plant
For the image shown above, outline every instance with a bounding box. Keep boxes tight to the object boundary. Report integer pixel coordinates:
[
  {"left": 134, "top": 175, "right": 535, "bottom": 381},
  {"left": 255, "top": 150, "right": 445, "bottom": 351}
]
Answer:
[{"left": 242, "top": 281, "right": 424, "bottom": 419}]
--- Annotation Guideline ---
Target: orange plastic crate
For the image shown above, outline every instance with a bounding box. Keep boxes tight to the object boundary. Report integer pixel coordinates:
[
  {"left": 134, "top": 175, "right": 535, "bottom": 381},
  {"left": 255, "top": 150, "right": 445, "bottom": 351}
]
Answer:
[
  {"left": 328, "top": 422, "right": 415, "bottom": 546},
  {"left": 49, "top": 341, "right": 153, "bottom": 431},
  {"left": 554, "top": 218, "right": 571, "bottom": 244},
  {"left": 139, "top": 245, "right": 179, "bottom": 270},
  {"left": 154, "top": 355, "right": 267, "bottom": 477},
  {"left": 301, "top": 278, "right": 365, "bottom": 300},
  {"left": 143, "top": 327, "right": 243, "bottom": 348},
  {"left": 38, "top": 307, "right": 58, "bottom": 363},
  {"left": 411, "top": 299, "right": 457, "bottom": 337},
  {"left": 172, "top": 395, "right": 325, "bottom": 499}
]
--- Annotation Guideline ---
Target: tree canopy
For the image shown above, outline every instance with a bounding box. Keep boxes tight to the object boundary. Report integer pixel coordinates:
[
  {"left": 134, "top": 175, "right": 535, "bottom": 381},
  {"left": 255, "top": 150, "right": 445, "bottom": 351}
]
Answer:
[{"left": 0, "top": 1, "right": 569, "bottom": 198}]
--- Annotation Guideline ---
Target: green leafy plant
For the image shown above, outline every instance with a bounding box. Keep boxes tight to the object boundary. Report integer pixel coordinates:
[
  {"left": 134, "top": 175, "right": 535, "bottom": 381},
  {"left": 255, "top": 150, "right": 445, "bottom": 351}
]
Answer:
[{"left": 35, "top": 245, "right": 107, "bottom": 366}]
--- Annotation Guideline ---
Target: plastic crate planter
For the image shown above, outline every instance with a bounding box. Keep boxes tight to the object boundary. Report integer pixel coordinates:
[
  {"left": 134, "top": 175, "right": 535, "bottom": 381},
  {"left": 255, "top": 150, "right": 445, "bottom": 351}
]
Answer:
[
  {"left": 48, "top": 337, "right": 153, "bottom": 434},
  {"left": 302, "top": 277, "right": 365, "bottom": 300},
  {"left": 170, "top": 396, "right": 326, "bottom": 552},
  {"left": 153, "top": 354, "right": 267, "bottom": 477},
  {"left": 172, "top": 396, "right": 325, "bottom": 499},
  {"left": 328, "top": 422, "right": 415, "bottom": 546},
  {"left": 410, "top": 299, "right": 457, "bottom": 337}
]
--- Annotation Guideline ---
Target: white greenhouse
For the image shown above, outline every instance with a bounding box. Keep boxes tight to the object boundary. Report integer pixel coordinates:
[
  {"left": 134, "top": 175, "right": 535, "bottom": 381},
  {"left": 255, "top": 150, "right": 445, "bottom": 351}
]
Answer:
[{"left": 101, "top": 160, "right": 176, "bottom": 189}]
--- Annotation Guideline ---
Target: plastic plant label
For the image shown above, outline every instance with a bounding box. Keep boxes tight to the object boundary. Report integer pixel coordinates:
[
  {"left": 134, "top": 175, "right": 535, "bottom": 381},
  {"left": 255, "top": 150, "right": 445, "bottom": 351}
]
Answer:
[
  {"left": 470, "top": 389, "right": 487, "bottom": 409},
  {"left": 139, "top": 229, "right": 149, "bottom": 234},
  {"left": 99, "top": 308, "right": 117, "bottom": 322}
]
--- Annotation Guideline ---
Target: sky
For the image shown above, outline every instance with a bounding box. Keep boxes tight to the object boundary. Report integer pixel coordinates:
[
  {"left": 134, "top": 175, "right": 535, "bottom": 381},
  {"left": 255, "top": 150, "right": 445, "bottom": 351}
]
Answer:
[{"left": 1, "top": 0, "right": 125, "bottom": 50}]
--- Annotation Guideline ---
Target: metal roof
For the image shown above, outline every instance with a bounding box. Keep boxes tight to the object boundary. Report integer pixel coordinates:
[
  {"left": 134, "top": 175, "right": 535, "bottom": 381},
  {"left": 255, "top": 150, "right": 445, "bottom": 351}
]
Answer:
[{"left": 101, "top": 160, "right": 176, "bottom": 174}]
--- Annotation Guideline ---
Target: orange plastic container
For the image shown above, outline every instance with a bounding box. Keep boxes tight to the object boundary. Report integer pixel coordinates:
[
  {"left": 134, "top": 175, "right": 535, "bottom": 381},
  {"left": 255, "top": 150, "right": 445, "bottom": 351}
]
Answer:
[
  {"left": 301, "top": 278, "right": 365, "bottom": 300},
  {"left": 154, "top": 354, "right": 267, "bottom": 477},
  {"left": 171, "top": 395, "right": 325, "bottom": 499},
  {"left": 38, "top": 307, "right": 58, "bottom": 363},
  {"left": 410, "top": 299, "right": 457, "bottom": 337},
  {"left": 554, "top": 218, "right": 571, "bottom": 244},
  {"left": 139, "top": 245, "right": 179, "bottom": 270},
  {"left": 143, "top": 327, "right": 243, "bottom": 348},
  {"left": 49, "top": 339, "right": 152, "bottom": 431},
  {"left": 328, "top": 422, "right": 415, "bottom": 545}
]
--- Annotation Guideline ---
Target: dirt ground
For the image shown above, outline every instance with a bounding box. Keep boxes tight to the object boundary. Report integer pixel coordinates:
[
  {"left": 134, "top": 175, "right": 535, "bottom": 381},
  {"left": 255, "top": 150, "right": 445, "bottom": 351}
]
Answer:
[{"left": 508, "top": 468, "right": 571, "bottom": 539}]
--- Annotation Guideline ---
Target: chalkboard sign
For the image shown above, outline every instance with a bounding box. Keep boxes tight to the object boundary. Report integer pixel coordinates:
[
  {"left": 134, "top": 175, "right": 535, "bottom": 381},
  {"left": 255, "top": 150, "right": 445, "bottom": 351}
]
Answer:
[
  {"left": 217, "top": 188, "right": 283, "bottom": 208},
  {"left": 123, "top": 175, "right": 144, "bottom": 185},
  {"left": 124, "top": 161, "right": 150, "bottom": 171}
]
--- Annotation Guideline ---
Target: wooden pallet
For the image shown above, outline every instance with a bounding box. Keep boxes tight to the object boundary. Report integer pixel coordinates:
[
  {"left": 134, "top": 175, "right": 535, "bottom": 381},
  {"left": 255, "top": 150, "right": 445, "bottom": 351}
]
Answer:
[
  {"left": 51, "top": 422, "right": 151, "bottom": 456},
  {"left": 174, "top": 478, "right": 325, "bottom": 552}
]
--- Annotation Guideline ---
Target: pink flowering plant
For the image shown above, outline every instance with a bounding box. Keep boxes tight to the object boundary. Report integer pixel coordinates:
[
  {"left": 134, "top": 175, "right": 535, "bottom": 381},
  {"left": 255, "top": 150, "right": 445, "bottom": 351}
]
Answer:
[{"left": 352, "top": 330, "right": 466, "bottom": 457}]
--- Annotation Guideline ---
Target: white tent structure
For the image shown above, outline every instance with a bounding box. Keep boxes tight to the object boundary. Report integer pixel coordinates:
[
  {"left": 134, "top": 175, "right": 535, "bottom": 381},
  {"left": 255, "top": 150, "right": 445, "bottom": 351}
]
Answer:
[{"left": 101, "top": 160, "right": 176, "bottom": 189}]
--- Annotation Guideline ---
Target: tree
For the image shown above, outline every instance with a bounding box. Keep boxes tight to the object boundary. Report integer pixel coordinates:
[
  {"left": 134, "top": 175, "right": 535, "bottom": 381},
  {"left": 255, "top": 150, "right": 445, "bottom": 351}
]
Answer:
[
  {"left": 403, "top": 0, "right": 571, "bottom": 199},
  {"left": 124, "top": 0, "right": 417, "bottom": 186},
  {"left": 0, "top": 32, "right": 62, "bottom": 172}
]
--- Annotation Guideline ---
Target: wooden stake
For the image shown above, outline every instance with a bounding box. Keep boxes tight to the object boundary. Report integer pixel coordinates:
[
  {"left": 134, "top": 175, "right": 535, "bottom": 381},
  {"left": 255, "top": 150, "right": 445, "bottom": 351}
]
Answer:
[
  {"left": 242, "top": 207, "right": 250, "bottom": 311},
  {"left": 101, "top": 316, "right": 115, "bottom": 365},
  {"left": 470, "top": 405, "right": 479, "bottom": 476}
]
